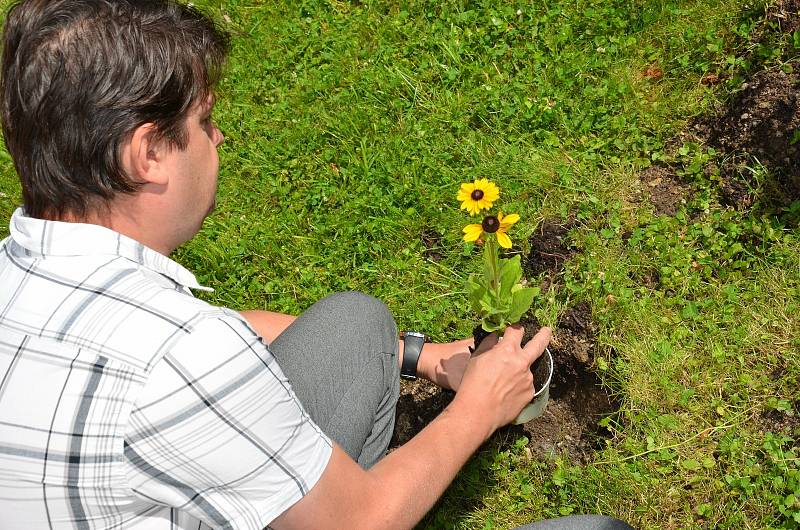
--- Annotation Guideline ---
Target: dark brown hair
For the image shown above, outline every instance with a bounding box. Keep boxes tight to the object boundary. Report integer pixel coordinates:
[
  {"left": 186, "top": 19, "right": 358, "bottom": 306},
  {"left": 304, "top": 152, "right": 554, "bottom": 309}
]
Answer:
[{"left": 0, "top": 0, "right": 230, "bottom": 219}]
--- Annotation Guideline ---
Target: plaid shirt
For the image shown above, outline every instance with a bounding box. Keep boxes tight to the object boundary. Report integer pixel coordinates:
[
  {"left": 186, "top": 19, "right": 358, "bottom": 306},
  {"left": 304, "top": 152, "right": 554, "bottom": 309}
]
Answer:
[{"left": 0, "top": 208, "right": 332, "bottom": 530}]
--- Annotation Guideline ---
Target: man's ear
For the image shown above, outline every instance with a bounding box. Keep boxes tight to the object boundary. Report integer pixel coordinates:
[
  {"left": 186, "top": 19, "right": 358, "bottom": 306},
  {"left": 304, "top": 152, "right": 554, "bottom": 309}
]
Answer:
[{"left": 120, "top": 123, "right": 170, "bottom": 186}]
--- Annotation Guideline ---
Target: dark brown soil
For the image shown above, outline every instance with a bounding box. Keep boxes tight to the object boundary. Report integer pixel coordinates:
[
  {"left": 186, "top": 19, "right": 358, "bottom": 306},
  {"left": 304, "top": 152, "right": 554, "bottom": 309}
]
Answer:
[
  {"left": 640, "top": 1, "right": 800, "bottom": 212},
  {"left": 693, "top": 68, "right": 800, "bottom": 209},
  {"left": 761, "top": 363, "right": 800, "bottom": 444},
  {"left": 762, "top": 407, "right": 800, "bottom": 443},
  {"left": 518, "top": 303, "right": 619, "bottom": 463},
  {"left": 767, "top": 0, "right": 800, "bottom": 34},
  {"left": 637, "top": 268, "right": 661, "bottom": 291},
  {"left": 391, "top": 378, "right": 454, "bottom": 448},
  {"left": 638, "top": 165, "right": 693, "bottom": 216},
  {"left": 524, "top": 218, "right": 579, "bottom": 291},
  {"left": 390, "top": 303, "right": 620, "bottom": 464},
  {"left": 420, "top": 228, "right": 444, "bottom": 262}
]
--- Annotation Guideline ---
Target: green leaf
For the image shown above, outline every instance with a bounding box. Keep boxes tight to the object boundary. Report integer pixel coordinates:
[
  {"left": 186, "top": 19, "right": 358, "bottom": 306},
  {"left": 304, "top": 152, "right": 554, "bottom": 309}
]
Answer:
[
  {"left": 498, "top": 255, "right": 523, "bottom": 299},
  {"left": 681, "top": 460, "right": 700, "bottom": 471},
  {"left": 481, "top": 318, "right": 505, "bottom": 333},
  {"left": 466, "top": 275, "right": 487, "bottom": 313},
  {"left": 507, "top": 287, "right": 537, "bottom": 324}
]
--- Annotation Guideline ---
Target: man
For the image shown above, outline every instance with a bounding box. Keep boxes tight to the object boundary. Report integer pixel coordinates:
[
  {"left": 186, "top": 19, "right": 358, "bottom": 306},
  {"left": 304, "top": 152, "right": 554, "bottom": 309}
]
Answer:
[{"left": 0, "top": 1, "right": 632, "bottom": 529}]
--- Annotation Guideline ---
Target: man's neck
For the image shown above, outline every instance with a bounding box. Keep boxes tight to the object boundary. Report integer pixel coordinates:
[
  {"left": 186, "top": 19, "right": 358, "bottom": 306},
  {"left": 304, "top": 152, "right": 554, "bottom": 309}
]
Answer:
[{"left": 54, "top": 200, "right": 179, "bottom": 257}]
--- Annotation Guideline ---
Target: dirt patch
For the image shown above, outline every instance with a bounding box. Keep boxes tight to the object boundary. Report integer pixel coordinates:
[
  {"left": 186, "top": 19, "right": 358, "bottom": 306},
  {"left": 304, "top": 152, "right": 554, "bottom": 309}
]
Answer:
[
  {"left": 524, "top": 218, "right": 579, "bottom": 291},
  {"left": 391, "top": 378, "right": 454, "bottom": 447},
  {"left": 762, "top": 407, "right": 800, "bottom": 441},
  {"left": 767, "top": 0, "right": 800, "bottom": 34},
  {"left": 637, "top": 268, "right": 661, "bottom": 291},
  {"left": 390, "top": 303, "right": 620, "bottom": 464},
  {"left": 693, "top": 68, "right": 800, "bottom": 208},
  {"left": 638, "top": 165, "right": 693, "bottom": 216},
  {"left": 420, "top": 228, "right": 444, "bottom": 262},
  {"left": 761, "top": 363, "right": 800, "bottom": 444},
  {"left": 518, "top": 303, "right": 619, "bottom": 463}
]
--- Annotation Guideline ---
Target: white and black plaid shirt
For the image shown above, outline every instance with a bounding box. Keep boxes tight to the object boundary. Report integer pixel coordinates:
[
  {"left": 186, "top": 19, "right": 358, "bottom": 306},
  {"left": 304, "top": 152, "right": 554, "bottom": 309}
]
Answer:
[{"left": 0, "top": 208, "right": 332, "bottom": 529}]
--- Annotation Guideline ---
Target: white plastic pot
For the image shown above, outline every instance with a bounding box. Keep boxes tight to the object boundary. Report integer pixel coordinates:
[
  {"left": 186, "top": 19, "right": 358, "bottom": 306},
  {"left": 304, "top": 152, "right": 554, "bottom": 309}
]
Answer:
[{"left": 512, "top": 347, "right": 553, "bottom": 425}]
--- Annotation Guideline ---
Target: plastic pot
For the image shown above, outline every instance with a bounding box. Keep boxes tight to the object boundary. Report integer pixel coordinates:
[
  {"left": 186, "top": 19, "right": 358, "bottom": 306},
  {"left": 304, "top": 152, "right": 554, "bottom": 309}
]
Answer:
[{"left": 512, "top": 347, "right": 553, "bottom": 424}]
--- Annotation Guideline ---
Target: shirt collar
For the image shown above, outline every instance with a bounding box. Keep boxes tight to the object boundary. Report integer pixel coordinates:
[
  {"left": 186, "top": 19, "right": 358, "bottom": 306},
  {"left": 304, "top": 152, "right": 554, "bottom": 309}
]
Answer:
[{"left": 8, "top": 208, "right": 213, "bottom": 292}]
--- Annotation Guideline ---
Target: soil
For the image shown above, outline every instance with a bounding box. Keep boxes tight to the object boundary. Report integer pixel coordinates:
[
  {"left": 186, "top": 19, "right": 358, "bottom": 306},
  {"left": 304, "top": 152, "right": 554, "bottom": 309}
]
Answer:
[
  {"left": 767, "top": 0, "right": 800, "bottom": 34},
  {"left": 390, "top": 378, "right": 455, "bottom": 448},
  {"left": 761, "top": 364, "right": 800, "bottom": 445},
  {"left": 693, "top": 68, "right": 800, "bottom": 209},
  {"left": 690, "top": 0, "right": 800, "bottom": 211},
  {"left": 635, "top": 1, "right": 800, "bottom": 212},
  {"left": 637, "top": 268, "right": 661, "bottom": 291},
  {"left": 517, "top": 303, "right": 619, "bottom": 463},
  {"left": 390, "top": 303, "right": 620, "bottom": 464},
  {"left": 420, "top": 228, "right": 444, "bottom": 262},
  {"left": 524, "top": 218, "right": 579, "bottom": 292},
  {"left": 638, "top": 165, "right": 693, "bottom": 216},
  {"left": 762, "top": 407, "right": 800, "bottom": 444}
]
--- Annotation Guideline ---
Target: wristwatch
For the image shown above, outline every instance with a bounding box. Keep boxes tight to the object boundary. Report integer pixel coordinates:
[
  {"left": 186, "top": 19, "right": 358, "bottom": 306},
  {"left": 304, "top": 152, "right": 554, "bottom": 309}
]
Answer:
[{"left": 400, "top": 331, "right": 427, "bottom": 379}]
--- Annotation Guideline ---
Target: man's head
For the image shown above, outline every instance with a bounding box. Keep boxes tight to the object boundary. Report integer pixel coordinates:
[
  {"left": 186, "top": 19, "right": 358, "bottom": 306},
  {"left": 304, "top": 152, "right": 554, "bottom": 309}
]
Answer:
[{"left": 0, "top": 0, "right": 230, "bottom": 221}]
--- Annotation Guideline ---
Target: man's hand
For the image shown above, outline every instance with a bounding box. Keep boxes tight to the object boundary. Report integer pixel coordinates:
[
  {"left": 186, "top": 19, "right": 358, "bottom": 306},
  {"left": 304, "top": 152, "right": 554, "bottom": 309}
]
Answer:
[{"left": 455, "top": 325, "right": 552, "bottom": 432}]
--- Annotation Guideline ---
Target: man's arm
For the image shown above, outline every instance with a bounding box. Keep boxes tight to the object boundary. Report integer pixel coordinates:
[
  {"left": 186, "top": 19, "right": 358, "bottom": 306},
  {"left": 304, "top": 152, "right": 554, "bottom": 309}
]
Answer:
[
  {"left": 238, "top": 310, "right": 296, "bottom": 343},
  {"left": 271, "top": 326, "right": 552, "bottom": 530},
  {"left": 239, "top": 309, "right": 474, "bottom": 390}
]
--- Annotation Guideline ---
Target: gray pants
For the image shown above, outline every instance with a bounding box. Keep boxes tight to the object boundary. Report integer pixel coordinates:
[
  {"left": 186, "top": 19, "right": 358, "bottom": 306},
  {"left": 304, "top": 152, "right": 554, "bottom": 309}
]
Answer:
[
  {"left": 269, "top": 291, "right": 400, "bottom": 467},
  {"left": 268, "top": 292, "right": 633, "bottom": 530}
]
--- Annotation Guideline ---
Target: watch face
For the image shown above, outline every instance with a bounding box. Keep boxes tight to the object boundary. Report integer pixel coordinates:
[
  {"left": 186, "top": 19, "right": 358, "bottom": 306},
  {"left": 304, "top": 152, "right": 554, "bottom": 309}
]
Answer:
[{"left": 401, "top": 331, "right": 426, "bottom": 379}]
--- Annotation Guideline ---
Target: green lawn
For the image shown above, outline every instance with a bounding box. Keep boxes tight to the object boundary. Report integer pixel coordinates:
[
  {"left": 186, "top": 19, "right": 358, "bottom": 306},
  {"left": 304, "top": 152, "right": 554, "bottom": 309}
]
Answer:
[{"left": 1, "top": 1, "right": 798, "bottom": 528}]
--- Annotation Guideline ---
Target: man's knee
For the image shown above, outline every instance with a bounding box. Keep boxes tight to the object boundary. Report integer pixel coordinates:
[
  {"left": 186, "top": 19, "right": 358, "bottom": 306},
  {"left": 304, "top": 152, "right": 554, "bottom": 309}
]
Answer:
[
  {"left": 318, "top": 291, "right": 397, "bottom": 341},
  {"left": 312, "top": 291, "right": 399, "bottom": 386}
]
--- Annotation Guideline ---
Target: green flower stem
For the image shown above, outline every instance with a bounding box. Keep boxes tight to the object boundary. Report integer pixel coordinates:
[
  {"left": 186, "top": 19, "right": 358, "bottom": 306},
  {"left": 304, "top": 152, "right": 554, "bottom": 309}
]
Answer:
[
  {"left": 485, "top": 235, "right": 502, "bottom": 332},
  {"left": 486, "top": 235, "right": 500, "bottom": 296}
]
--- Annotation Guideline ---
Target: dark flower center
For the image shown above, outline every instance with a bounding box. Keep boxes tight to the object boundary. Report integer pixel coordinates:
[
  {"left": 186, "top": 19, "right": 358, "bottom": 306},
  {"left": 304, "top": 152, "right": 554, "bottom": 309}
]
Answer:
[
  {"left": 482, "top": 215, "right": 500, "bottom": 233},
  {"left": 470, "top": 189, "right": 485, "bottom": 201}
]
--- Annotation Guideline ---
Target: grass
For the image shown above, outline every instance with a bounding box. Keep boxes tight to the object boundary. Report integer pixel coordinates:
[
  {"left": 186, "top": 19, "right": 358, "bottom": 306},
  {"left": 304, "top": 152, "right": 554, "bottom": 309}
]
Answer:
[{"left": 1, "top": 0, "right": 799, "bottom": 528}]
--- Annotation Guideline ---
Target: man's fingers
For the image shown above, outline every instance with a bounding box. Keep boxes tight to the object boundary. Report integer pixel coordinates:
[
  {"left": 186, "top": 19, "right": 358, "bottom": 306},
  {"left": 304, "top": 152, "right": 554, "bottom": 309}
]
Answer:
[
  {"left": 521, "top": 327, "right": 552, "bottom": 365},
  {"left": 500, "top": 325, "right": 524, "bottom": 346}
]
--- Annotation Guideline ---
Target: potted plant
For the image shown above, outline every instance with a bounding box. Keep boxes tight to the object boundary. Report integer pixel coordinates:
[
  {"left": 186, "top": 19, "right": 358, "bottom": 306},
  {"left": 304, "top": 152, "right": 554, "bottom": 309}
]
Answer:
[{"left": 458, "top": 179, "right": 553, "bottom": 424}]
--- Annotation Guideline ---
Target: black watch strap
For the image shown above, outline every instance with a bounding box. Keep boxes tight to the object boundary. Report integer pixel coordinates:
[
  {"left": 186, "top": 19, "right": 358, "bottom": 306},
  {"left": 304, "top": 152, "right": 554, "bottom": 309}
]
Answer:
[{"left": 400, "top": 331, "right": 426, "bottom": 379}]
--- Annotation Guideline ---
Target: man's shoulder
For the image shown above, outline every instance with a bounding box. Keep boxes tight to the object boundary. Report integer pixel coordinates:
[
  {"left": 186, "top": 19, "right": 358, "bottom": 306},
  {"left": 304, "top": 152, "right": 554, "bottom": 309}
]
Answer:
[{"left": 0, "top": 246, "right": 256, "bottom": 372}]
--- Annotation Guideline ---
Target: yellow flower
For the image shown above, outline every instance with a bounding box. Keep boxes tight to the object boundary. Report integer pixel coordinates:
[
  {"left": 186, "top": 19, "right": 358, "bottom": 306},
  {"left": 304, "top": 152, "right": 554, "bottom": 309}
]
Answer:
[
  {"left": 495, "top": 212, "right": 519, "bottom": 249},
  {"left": 457, "top": 178, "right": 500, "bottom": 215},
  {"left": 462, "top": 212, "right": 519, "bottom": 248}
]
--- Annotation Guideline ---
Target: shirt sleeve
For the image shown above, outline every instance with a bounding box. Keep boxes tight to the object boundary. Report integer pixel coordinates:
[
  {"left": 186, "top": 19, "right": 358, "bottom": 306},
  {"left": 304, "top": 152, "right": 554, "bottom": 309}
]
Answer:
[{"left": 123, "top": 311, "right": 333, "bottom": 530}]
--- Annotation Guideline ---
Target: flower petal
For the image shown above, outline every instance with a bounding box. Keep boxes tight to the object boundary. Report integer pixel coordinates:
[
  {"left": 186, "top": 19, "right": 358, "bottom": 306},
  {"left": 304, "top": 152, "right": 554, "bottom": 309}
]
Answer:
[
  {"left": 496, "top": 231, "right": 513, "bottom": 249},
  {"left": 484, "top": 189, "right": 500, "bottom": 202},
  {"left": 463, "top": 224, "right": 484, "bottom": 242},
  {"left": 484, "top": 179, "right": 500, "bottom": 192},
  {"left": 499, "top": 213, "right": 520, "bottom": 228}
]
